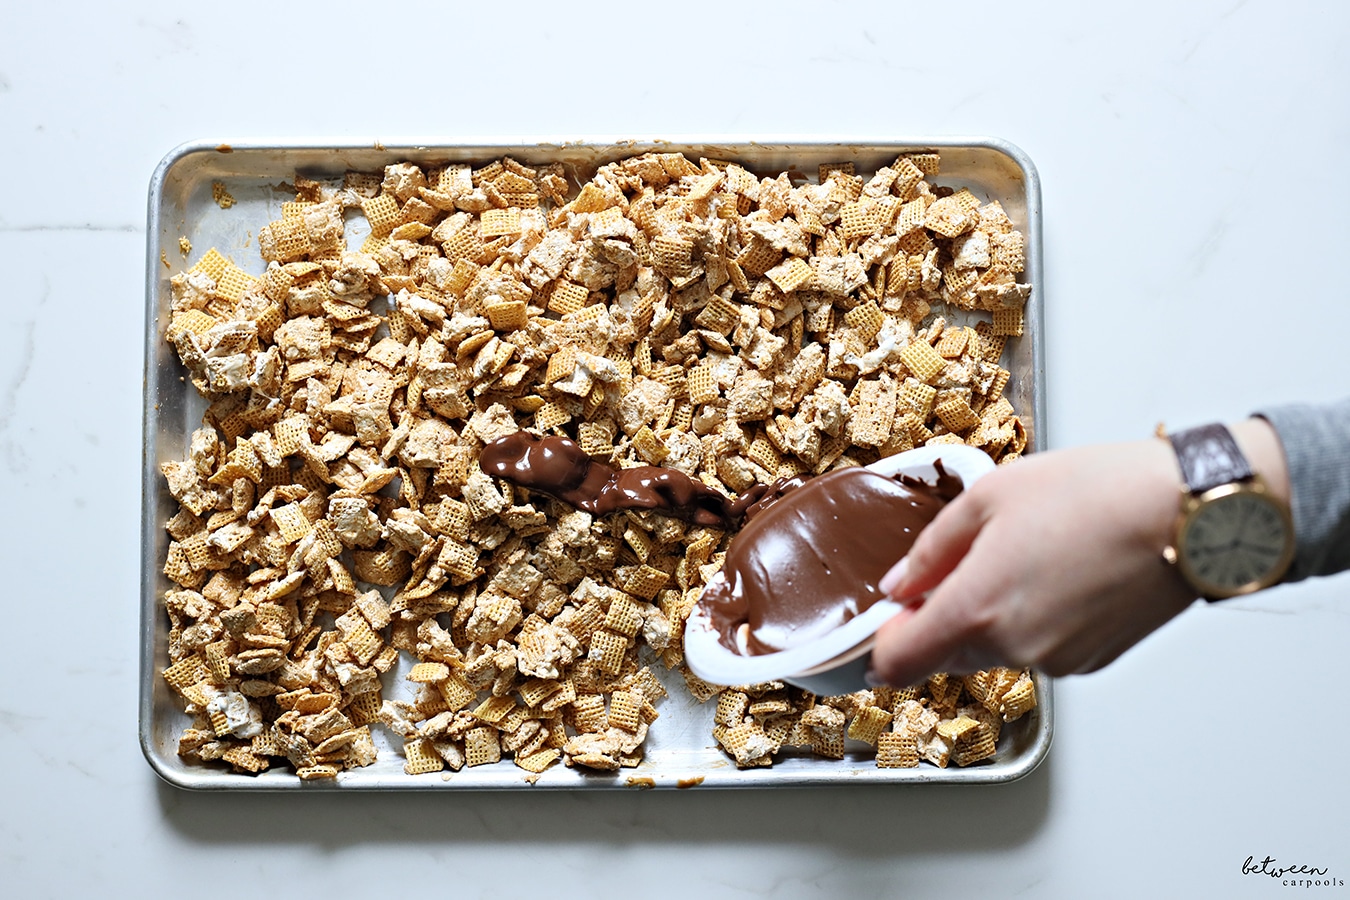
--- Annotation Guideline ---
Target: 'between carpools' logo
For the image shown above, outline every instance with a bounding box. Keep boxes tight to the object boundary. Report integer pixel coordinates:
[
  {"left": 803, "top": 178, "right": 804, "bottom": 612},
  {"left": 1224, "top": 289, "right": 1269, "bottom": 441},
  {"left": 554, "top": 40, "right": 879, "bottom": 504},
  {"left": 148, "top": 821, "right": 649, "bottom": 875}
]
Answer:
[{"left": 1242, "top": 856, "right": 1344, "bottom": 888}]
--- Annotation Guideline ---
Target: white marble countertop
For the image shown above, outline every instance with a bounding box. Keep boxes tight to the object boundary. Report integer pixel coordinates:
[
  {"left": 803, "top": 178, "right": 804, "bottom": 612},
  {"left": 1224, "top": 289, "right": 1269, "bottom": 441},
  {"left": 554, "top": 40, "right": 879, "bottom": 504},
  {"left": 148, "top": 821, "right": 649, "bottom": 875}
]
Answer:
[{"left": 3, "top": 1, "right": 1348, "bottom": 896}]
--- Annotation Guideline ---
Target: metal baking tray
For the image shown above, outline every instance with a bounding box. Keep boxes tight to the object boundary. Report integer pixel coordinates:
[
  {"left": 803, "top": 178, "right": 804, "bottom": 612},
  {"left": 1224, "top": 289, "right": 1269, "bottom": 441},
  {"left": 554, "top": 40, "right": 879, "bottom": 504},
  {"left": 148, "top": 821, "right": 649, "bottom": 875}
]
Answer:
[{"left": 141, "top": 137, "right": 1050, "bottom": 789}]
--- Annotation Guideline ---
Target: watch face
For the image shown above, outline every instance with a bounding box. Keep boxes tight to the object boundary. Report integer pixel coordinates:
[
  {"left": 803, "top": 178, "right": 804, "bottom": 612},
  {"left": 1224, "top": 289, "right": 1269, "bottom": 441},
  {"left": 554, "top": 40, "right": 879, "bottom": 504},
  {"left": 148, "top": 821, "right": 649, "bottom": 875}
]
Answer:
[{"left": 1178, "top": 488, "right": 1294, "bottom": 597}]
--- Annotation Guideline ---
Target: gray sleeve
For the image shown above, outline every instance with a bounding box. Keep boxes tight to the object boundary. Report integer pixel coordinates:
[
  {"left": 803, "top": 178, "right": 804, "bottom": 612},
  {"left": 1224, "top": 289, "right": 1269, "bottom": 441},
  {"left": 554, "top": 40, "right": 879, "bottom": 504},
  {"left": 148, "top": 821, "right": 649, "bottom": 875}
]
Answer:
[{"left": 1254, "top": 398, "right": 1350, "bottom": 581}]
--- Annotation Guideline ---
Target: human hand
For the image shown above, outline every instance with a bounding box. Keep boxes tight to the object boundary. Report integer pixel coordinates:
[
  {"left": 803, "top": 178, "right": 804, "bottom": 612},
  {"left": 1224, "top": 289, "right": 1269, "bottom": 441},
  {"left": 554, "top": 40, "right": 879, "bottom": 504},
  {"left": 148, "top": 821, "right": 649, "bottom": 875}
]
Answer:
[
  {"left": 868, "top": 419, "right": 1290, "bottom": 685},
  {"left": 867, "top": 438, "right": 1198, "bottom": 685}
]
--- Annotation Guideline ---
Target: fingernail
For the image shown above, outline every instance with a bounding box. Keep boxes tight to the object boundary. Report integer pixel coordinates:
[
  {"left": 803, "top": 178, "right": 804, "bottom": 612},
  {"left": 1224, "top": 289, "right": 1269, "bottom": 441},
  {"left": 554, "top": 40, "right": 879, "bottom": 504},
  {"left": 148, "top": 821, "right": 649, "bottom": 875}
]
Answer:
[
  {"left": 879, "top": 556, "right": 909, "bottom": 597},
  {"left": 864, "top": 666, "right": 885, "bottom": 688}
]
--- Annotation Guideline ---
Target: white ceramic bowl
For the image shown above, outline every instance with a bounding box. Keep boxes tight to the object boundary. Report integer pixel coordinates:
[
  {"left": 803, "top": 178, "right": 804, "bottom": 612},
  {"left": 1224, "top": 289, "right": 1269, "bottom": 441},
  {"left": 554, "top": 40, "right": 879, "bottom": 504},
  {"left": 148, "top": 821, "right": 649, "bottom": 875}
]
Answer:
[{"left": 683, "top": 444, "right": 996, "bottom": 695}]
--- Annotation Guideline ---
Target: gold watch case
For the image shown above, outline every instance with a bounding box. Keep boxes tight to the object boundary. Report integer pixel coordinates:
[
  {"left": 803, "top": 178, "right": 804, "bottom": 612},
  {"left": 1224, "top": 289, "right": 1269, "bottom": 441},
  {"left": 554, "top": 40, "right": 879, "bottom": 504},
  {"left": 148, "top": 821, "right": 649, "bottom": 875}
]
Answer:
[{"left": 1164, "top": 476, "right": 1295, "bottom": 600}]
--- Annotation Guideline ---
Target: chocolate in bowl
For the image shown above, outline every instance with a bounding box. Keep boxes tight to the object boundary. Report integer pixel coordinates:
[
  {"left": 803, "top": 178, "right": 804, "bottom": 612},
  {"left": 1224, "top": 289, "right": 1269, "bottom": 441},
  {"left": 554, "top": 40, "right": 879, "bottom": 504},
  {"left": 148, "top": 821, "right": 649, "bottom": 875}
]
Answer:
[
  {"left": 700, "top": 463, "right": 962, "bottom": 656},
  {"left": 681, "top": 443, "right": 997, "bottom": 695}
]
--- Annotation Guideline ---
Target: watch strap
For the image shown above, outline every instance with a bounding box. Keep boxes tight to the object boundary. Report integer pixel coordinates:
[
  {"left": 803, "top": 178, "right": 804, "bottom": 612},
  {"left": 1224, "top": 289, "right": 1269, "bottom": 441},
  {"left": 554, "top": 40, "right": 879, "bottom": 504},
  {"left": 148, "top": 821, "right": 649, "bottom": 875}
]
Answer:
[{"left": 1168, "top": 423, "right": 1253, "bottom": 494}]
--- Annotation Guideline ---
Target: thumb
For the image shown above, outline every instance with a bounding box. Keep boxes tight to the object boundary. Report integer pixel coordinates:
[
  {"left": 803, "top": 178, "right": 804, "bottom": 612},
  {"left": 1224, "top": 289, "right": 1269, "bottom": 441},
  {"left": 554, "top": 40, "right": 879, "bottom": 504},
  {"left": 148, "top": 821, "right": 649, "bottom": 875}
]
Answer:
[{"left": 867, "top": 593, "right": 968, "bottom": 688}]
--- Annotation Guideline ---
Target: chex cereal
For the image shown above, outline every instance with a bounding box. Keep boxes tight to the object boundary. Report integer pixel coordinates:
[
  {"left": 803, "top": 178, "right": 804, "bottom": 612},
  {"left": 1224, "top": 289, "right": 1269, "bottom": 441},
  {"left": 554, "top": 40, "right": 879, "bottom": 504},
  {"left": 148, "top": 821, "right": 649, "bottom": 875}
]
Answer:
[{"left": 160, "top": 149, "right": 1035, "bottom": 780}]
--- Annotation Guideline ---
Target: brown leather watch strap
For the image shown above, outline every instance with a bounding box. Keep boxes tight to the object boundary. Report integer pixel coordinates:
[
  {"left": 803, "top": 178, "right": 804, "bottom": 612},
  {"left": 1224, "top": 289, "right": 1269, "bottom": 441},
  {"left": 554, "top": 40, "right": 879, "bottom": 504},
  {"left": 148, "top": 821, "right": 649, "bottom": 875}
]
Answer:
[{"left": 1168, "top": 423, "right": 1253, "bottom": 494}]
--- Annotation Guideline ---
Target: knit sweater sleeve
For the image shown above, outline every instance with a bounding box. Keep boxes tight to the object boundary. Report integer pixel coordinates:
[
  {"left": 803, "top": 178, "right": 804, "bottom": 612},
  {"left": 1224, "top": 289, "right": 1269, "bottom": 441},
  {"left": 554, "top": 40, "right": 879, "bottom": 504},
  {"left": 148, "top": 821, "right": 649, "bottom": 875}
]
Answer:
[{"left": 1255, "top": 398, "right": 1350, "bottom": 581}]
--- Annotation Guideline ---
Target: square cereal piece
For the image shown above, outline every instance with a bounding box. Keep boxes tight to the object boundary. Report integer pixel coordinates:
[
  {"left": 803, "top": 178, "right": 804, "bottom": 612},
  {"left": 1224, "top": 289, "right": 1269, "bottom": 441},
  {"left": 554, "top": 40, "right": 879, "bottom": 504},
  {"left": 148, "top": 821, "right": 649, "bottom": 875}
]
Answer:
[
  {"left": 682, "top": 670, "right": 723, "bottom": 703},
  {"left": 544, "top": 345, "right": 578, "bottom": 385},
  {"left": 876, "top": 732, "right": 920, "bottom": 768},
  {"left": 819, "top": 162, "right": 855, "bottom": 181},
  {"left": 519, "top": 678, "right": 563, "bottom": 708},
  {"left": 577, "top": 421, "right": 615, "bottom": 457},
  {"left": 569, "top": 693, "right": 608, "bottom": 733},
  {"left": 609, "top": 691, "right": 642, "bottom": 733},
  {"left": 953, "top": 727, "right": 998, "bottom": 767},
  {"left": 347, "top": 692, "right": 383, "bottom": 726},
  {"left": 949, "top": 187, "right": 981, "bottom": 213},
  {"left": 631, "top": 425, "right": 669, "bottom": 465},
  {"left": 934, "top": 326, "right": 971, "bottom": 359},
  {"left": 687, "top": 365, "right": 720, "bottom": 405},
  {"left": 407, "top": 662, "right": 450, "bottom": 683},
  {"left": 715, "top": 690, "right": 750, "bottom": 727},
  {"left": 548, "top": 281, "right": 589, "bottom": 316},
  {"left": 838, "top": 201, "right": 879, "bottom": 240},
  {"left": 442, "top": 257, "right": 480, "bottom": 297},
  {"left": 438, "top": 672, "right": 476, "bottom": 712},
  {"left": 848, "top": 380, "right": 895, "bottom": 448},
  {"left": 623, "top": 565, "right": 669, "bottom": 601},
  {"left": 515, "top": 748, "right": 560, "bottom": 774},
  {"left": 465, "top": 726, "right": 502, "bottom": 767},
  {"left": 603, "top": 593, "right": 643, "bottom": 637},
  {"left": 748, "top": 697, "right": 789, "bottom": 719},
  {"left": 935, "top": 397, "right": 980, "bottom": 434},
  {"left": 588, "top": 629, "right": 628, "bottom": 675},
  {"left": 480, "top": 208, "right": 522, "bottom": 237},
  {"left": 764, "top": 257, "right": 814, "bottom": 294},
  {"left": 904, "top": 152, "right": 940, "bottom": 175},
  {"left": 997, "top": 673, "right": 1037, "bottom": 721},
  {"left": 992, "top": 306, "right": 1024, "bottom": 337},
  {"left": 162, "top": 657, "right": 207, "bottom": 695},
  {"left": 847, "top": 706, "right": 894, "bottom": 745},
  {"left": 895, "top": 198, "right": 927, "bottom": 237},
  {"left": 936, "top": 716, "right": 982, "bottom": 743},
  {"left": 190, "top": 247, "right": 230, "bottom": 281},
  {"left": 354, "top": 589, "right": 391, "bottom": 629},
  {"left": 391, "top": 221, "right": 432, "bottom": 242},
  {"left": 204, "top": 641, "right": 230, "bottom": 683},
  {"left": 736, "top": 238, "right": 782, "bottom": 277},
  {"left": 473, "top": 695, "right": 517, "bottom": 725},
  {"left": 924, "top": 196, "right": 972, "bottom": 238},
  {"left": 652, "top": 235, "right": 695, "bottom": 275},
  {"left": 484, "top": 298, "right": 528, "bottom": 332},
  {"left": 900, "top": 339, "right": 946, "bottom": 384},
  {"left": 361, "top": 195, "right": 400, "bottom": 238},
  {"left": 337, "top": 617, "right": 383, "bottom": 666},
  {"left": 167, "top": 310, "right": 218, "bottom": 341},
  {"left": 404, "top": 737, "right": 446, "bottom": 775},
  {"left": 745, "top": 435, "right": 781, "bottom": 472},
  {"left": 985, "top": 368, "right": 1011, "bottom": 404},
  {"left": 533, "top": 400, "right": 571, "bottom": 431},
  {"left": 563, "top": 599, "right": 606, "bottom": 644},
  {"left": 694, "top": 294, "right": 741, "bottom": 334},
  {"left": 719, "top": 721, "right": 776, "bottom": 768},
  {"left": 215, "top": 266, "right": 255, "bottom": 303},
  {"left": 810, "top": 728, "right": 845, "bottom": 760},
  {"left": 843, "top": 301, "right": 884, "bottom": 342},
  {"left": 268, "top": 502, "right": 314, "bottom": 543}
]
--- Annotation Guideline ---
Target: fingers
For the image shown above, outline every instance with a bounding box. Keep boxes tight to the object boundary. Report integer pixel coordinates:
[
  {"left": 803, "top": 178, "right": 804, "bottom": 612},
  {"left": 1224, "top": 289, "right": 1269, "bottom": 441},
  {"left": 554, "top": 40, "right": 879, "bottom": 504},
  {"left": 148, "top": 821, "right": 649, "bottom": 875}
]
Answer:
[
  {"left": 867, "top": 594, "right": 971, "bottom": 688},
  {"left": 880, "top": 488, "right": 987, "bottom": 602}
]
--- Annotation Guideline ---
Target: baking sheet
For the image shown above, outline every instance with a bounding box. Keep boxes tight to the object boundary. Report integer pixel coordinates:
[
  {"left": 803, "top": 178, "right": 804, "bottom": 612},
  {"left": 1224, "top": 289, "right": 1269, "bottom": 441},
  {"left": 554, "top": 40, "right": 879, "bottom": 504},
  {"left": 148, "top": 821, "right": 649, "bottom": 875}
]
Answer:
[{"left": 141, "top": 137, "right": 1050, "bottom": 789}]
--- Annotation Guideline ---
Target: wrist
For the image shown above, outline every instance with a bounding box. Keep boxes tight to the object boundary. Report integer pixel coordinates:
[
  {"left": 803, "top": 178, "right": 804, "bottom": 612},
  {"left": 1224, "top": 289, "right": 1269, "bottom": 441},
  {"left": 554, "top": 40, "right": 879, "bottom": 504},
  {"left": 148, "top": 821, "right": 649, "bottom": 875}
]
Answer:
[
  {"left": 1229, "top": 417, "right": 1291, "bottom": 506},
  {"left": 1138, "top": 437, "right": 1187, "bottom": 550},
  {"left": 1161, "top": 419, "right": 1295, "bottom": 599}
]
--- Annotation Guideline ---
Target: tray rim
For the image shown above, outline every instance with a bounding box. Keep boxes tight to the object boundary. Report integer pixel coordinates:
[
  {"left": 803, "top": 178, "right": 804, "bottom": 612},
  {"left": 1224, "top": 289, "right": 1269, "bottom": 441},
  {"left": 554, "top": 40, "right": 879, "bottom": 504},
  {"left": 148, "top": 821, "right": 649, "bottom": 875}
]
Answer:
[{"left": 141, "top": 136, "right": 1049, "bottom": 790}]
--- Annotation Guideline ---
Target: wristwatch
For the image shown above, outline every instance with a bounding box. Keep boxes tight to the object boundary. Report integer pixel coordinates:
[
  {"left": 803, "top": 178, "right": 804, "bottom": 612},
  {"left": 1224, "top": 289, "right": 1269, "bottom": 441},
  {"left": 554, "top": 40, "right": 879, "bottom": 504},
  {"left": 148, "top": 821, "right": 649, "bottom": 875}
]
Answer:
[{"left": 1162, "top": 423, "right": 1295, "bottom": 600}]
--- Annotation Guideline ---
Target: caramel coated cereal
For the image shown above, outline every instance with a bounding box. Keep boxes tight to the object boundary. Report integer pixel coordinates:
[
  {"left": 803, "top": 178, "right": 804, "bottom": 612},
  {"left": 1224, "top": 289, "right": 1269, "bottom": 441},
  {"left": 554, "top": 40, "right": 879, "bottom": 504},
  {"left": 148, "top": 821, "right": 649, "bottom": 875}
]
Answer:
[{"left": 160, "top": 148, "right": 1034, "bottom": 781}]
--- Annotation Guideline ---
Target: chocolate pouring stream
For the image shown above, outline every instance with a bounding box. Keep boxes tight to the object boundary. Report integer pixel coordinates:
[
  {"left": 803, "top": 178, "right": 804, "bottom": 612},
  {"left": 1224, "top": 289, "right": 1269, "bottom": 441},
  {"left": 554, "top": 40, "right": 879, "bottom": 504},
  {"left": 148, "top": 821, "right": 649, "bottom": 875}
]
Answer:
[{"left": 480, "top": 431, "right": 775, "bottom": 527}]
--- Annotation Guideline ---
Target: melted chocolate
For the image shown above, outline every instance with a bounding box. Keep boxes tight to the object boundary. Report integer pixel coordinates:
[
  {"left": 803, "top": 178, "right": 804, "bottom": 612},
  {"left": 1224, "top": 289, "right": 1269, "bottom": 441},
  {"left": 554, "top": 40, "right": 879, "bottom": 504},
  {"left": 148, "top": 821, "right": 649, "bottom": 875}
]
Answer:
[
  {"left": 480, "top": 430, "right": 963, "bottom": 658},
  {"left": 700, "top": 463, "right": 962, "bottom": 656},
  {"left": 479, "top": 432, "right": 737, "bottom": 527}
]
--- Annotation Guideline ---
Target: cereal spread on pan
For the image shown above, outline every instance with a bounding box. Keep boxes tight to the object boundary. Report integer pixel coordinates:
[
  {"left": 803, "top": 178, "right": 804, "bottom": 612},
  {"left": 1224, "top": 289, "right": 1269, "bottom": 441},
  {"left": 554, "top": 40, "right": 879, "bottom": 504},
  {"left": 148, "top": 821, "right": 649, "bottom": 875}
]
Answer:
[{"left": 159, "top": 151, "right": 1037, "bottom": 780}]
